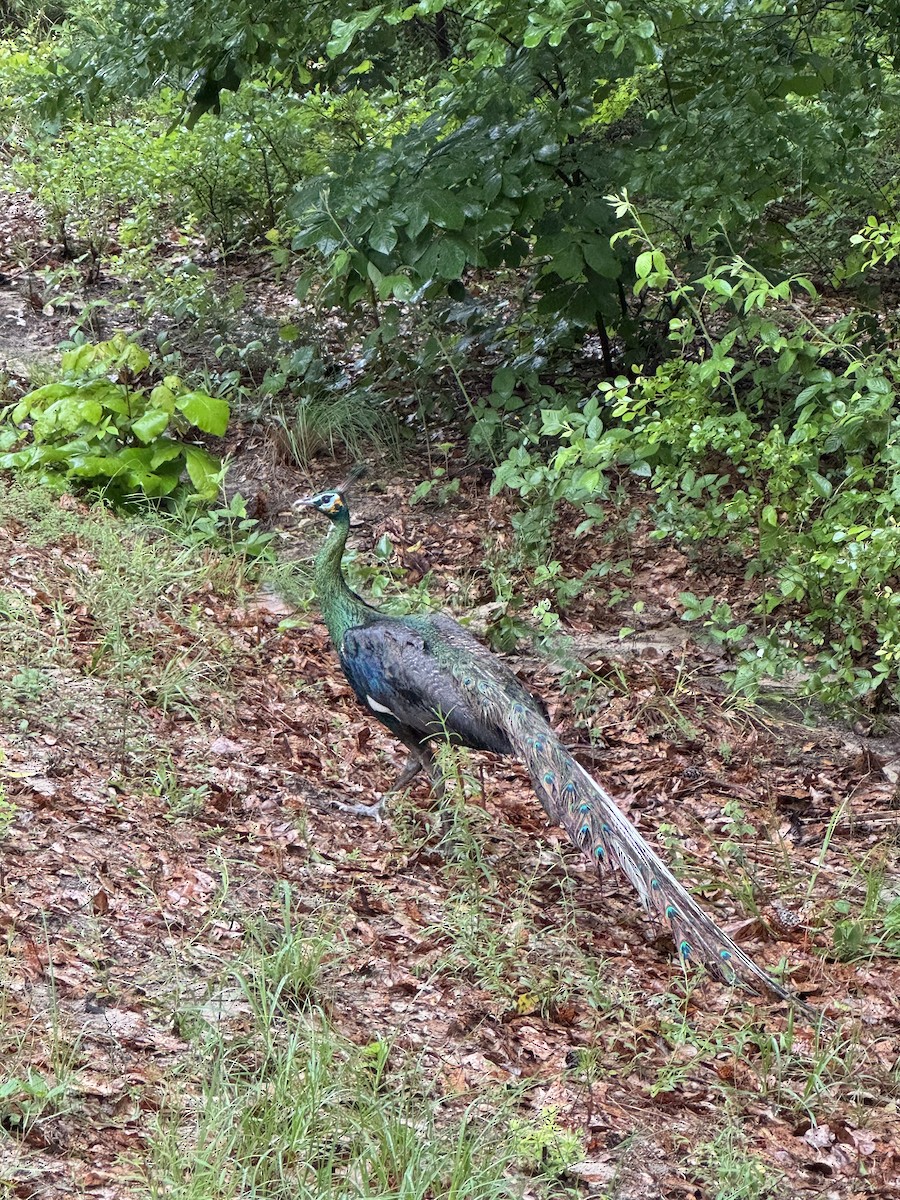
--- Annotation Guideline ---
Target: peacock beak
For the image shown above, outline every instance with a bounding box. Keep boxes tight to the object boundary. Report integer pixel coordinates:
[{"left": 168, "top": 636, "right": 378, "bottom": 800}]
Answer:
[{"left": 294, "top": 495, "right": 317, "bottom": 508}]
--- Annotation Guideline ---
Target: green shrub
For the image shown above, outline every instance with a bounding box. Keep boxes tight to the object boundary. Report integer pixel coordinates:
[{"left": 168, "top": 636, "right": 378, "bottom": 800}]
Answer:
[
  {"left": 12, "top": 96, "right": 186, "bottom": 275},
  {"left": 0, "top": 334, "right": 229, "bottom": 503},
  {"left": 0, "top": 36, "right": 56, "bottom": 148},
  {"left": 11, "top": 84, "right": 349, "bottom": 276},
  {"left": 170, "top": 85, "right": 335, "bottom": 248},
  {"left": 494, "top": 203, "right": 900, "bottom": 710}
]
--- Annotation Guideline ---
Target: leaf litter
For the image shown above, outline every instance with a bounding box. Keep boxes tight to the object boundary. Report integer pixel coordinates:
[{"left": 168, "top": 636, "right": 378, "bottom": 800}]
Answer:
[{"left": 0, "top": 478, "right": 899, "bottom": 1198}]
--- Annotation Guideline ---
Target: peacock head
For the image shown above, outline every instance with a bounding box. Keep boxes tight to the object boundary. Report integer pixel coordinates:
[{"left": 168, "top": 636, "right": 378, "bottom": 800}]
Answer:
[
  {"left": 296, "top": 488, "right": 348, "bottom": 521},
  {"left": 297, "top": 466, "right": 365, "bottom": 522}
]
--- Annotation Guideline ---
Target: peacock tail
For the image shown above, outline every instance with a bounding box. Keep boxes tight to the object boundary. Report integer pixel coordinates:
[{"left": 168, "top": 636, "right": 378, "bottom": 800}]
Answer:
[{"left": 429, "top": 624, "right": 797, "bottom": 1005}]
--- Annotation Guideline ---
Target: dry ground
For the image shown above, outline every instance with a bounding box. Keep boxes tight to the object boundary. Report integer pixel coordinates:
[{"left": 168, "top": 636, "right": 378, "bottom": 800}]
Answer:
[{"left": 1, "top": 473, "right": 899, "bottom": 1199}]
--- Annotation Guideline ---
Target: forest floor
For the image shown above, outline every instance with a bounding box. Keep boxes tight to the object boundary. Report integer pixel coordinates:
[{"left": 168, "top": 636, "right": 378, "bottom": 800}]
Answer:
[
  {"left": 1, "top": 470, "right": 900, "bottom": 1200},
  {"left": 2, "top": 201, "right": 900, "bottom": 1199}
]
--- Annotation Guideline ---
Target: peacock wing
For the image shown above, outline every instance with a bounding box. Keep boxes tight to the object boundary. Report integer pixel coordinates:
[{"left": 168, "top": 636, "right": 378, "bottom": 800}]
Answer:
[
  {"left": 425, "top": 613, "right": 547, "bottom": 718},
  {"left": 340, "top": 618, "right": 515, "bottom": 754}
]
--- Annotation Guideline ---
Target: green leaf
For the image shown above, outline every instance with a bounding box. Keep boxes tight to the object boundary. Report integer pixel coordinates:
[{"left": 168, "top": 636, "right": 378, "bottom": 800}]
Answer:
[
  {"left": 541, "top": 409, "right": 568, "bottom": 436},
  {"left": 116, "top": 447, "right": 181, "bottom": 497},
  {"left": 68, "top": 453, "right": 127, "bottom": 479},
  {"left": 131, "top": 410, "right": 170, "bottom": 443},
  {"left": 403, "top": 202, "right": 429, "bottom": 239},
  {"left": 583, "top": 238, "right": 620, "bottom": 278},
  {"left": 551, "top": 242, "right": 584, "bottom": 281},
  {"left": 115, "top": 340, "right": 151, "bottom": 375},
  {"left": 368, "top": 213, "right": 398, "bottom": 255},
  {"left": 376, "top": 274, "right": 413, "bottom": 301},
  {"left": 287, "top": 347, "right": 315, "bottom": 375},
  {"left": 184, "top": 445, "right": 222, "bottom": 500},
  {"left": 14, "top": 384, "right": 70, "bottom": 416},
  {"left": 635, "top": 251, "right": 653, "bottom": 279},
  {"left": 390, "top": 277, "right": 414, "bottom": 301},
  {"left": 784, "top": 74, "right": 822, "bottom": 97},
  {"left": 533, "top": 142, "right": 560, "bottom": 163},
  {"left": 416, "top": 237, "right": 468, "bottom": 282},
  {"left": 174, "top": 392, "right": 230, "bottom": 436},
  {"left": 150, "top": 385, "right": 176, "bottom": 413},
  {"left": 35, "top": 396, "right": 103, "bottom": 437},
  {"left": 492, "top": 368, "right": 516, "bottom": 398},
  {"left": 93, "top": 384, "right": 131, "bottom": 415},
  {"left": 436, "top": 239, "right": 468, "bottom": 279},
  {"left": 810, "top": 472, "right": 833, "bottom": 499},
  {"left": 421, "top": 189, "right": 466, "bottom": 231},
  {"left": 10, "top": 397, "right": 33, "bottom": 424},
  {"left": 327, "top": 7, "right": 383, "bottom": 58},
  {"left": 62, "top": 344, "right": 99, "bottom": 373},
  {"left": 150, "top": 439, "right": 184, "bottom": 469}
]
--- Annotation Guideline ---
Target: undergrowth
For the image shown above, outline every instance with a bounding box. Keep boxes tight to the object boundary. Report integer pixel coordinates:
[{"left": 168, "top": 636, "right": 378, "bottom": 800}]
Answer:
[
  {"left": 146, "top": 889, "right": 530, "bottom": 1200},
  {"left": 0, "top": 477, "right": 257, "bottom": 762},
  {"left": 493, "top": 203, "right": 900, "bottom": 714},
  {"left": 4, "top": 28, "right": 899, "bottom": 718}
]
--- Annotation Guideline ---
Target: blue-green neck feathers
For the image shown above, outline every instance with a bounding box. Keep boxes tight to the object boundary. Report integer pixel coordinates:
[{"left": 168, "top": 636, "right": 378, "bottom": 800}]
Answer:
[{"left": 314, "top": 506, "right": 371, "bottom": 646}]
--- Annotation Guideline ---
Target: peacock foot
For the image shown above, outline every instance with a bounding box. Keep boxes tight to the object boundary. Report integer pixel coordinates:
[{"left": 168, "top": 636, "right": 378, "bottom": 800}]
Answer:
[{"left": 326, "top": 795, "right": 388, "bottom": 823}]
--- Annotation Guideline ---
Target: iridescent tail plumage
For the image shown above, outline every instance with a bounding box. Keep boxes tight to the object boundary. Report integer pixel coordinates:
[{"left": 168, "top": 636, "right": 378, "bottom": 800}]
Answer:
[{"left": 505, "top": 700, "right": 797, "bottom": 1005}]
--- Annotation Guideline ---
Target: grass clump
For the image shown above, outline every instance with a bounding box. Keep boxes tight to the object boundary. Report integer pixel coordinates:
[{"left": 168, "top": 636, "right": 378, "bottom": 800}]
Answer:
[
  {"left": 0, "top": 477, "right": 251, "bottom": 771},
  {"left": 146, "top": 890, "right": 526, "bottom": 1200},
  {"left": 690, "top": 1123, "right": 782, "bottom": 1200}
]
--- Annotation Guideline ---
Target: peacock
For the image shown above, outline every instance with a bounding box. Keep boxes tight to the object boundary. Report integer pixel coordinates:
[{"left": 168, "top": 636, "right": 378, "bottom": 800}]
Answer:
[{"left": 298, "top": 474, "right": 804, "bottom": 1008}]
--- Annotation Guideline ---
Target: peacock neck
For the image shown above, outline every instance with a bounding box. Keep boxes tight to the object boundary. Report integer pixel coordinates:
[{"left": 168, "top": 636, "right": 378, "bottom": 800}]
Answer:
[{"left": 314, "top": 508, "right": 370, "bottom": 646}]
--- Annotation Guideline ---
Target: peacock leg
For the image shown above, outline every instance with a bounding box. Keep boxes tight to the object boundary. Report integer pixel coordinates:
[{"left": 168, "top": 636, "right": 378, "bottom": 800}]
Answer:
[
  {"left": 425, "top": 758, "right": 447, "bottom": 801},
  {"left": 386, "top": 753, "right": 425, "bottom": 794},
  {"left": 327, "top": 746, "right": 436, "bottom": 823},
  {"left": 326, "top": 796, "right": 389, "bottom": 821},
  {"left": 401, "top": 742, "right": 447, "bottom": 800}
]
